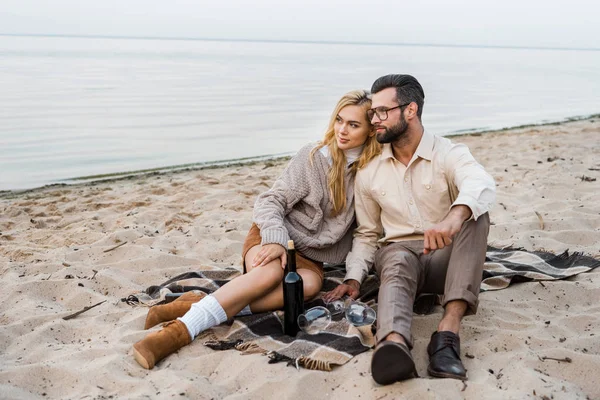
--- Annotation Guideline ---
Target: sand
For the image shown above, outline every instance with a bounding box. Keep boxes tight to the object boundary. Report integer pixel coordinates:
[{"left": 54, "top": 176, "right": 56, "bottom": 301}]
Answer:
[{"left": 1, "top": 118, "right": 599, "bottom": 400}]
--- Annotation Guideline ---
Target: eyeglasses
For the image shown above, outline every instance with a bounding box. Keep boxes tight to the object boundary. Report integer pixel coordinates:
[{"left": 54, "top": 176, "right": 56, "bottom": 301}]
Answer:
[{"left": 367, "top": 102, "right": 412, "bottom": 121}]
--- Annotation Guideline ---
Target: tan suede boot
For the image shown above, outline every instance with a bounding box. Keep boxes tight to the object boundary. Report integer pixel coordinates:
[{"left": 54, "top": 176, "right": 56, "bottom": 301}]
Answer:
[
  {"left": 175, "top": 291, "right": 206, "bottom": 303},
  {"left": 144, "top": 292, "right": 205, "bottom": 329},
  {"left": 133, "top": 320, "right": 192, "bottom": 369}
]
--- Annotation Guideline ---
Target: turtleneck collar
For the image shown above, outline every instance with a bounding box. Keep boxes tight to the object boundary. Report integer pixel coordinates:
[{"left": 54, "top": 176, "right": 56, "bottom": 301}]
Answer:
[
  {"left": 318, "top": 144, "right": 364, "bottom": 167},
  {"left": 344, "top": 145, "right": 363, "bottom": 165}
]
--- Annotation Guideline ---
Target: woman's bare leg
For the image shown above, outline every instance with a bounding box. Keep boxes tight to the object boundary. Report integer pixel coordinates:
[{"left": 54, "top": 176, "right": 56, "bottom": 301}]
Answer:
[
  {"left": 212, "top": 245, "right": 323, "bottom": 316},
  {"left": 245, "top": 245, "right": 323, "bottom": 312},
  {"left": 247, "top": 268, "right": 321, "bottom": 313},
  {"left": 211, "top": 245, "right": 283, "bottom": 318}
]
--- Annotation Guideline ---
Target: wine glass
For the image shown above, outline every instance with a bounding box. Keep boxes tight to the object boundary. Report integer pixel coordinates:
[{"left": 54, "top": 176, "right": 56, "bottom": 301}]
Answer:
[
  {"left": 344, "top": 299, "right": 376, "bottom": 326},
  {"left": 297, "top": 297, "right": 376, "bottom": 334},
  {"left": 297, "top": 306, "right": 331, "bottom": 334}
]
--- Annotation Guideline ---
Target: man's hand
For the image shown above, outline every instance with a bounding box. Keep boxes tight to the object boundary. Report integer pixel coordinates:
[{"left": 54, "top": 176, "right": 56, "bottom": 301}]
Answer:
[
  {"left": 252, "top": 244, "right": 287, "bottom": 268},
  {"left": 423, "top": 205, "right": 471, "bottom": 255},
  {"left": 322, "top": 279, "right": 361, "bottom": 302}
]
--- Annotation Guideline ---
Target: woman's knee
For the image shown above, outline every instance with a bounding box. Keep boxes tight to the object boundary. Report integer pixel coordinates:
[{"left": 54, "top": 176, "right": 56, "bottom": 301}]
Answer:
[
  {"left": 304, "top": 281, "right": 322, "bottom": 299},
  {"left": 249, "top": 263, "right": 284, "bottom": 289},
  {"left": 243, "top": 245, "right": 262, "bottom": 273},
  {"left": 298, "top": 271, "right": 322, "bottom": 299}
]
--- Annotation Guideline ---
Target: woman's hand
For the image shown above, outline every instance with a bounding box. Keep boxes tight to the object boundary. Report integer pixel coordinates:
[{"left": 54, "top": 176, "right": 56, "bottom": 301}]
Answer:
[
  {"left": 322, "top": 280, "right": 361, "bottom": 302},
  {"left": 252, "top": 243, "right": 287, "bottom": 269}
]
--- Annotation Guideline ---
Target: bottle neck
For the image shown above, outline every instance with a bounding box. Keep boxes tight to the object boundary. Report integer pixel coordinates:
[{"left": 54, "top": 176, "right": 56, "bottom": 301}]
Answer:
[{"left": 287, "top": 248, "right": 297, "bottom": 273}]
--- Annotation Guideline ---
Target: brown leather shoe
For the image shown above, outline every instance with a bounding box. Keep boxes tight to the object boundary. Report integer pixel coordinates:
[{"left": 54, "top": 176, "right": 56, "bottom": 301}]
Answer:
[
  {"left": 427, "top": 331, "right": 467, "bottom": 380},
  {"left": 133, "top": 320, "right": 192, "bottom": 369},
  {"left": 144, "top": 292, "right": 205, "bottom": 329},
  {"left": 371, "top": 341, "right": 417, "bottom": 385}
]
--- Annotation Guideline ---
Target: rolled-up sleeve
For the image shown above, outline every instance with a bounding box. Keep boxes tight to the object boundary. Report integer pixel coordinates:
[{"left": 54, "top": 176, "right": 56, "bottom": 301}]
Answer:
[
  {"left": 344, "top": 170, "right": 383, "bottom": 284},
  {"left": 445, "top": 143, "right": 496, "bottom": 220}
]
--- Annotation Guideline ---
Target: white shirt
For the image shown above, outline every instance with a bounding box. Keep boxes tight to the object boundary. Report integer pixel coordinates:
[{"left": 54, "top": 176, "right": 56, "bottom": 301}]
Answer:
[{"left": 344, "top": 130, "right": 496, "bottom": 284}]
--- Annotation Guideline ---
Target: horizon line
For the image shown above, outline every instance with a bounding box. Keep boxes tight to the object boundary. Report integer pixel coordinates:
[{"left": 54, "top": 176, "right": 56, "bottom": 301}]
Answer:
[{"left": 1, "top": 32, "right": 599, "bottom": 52}]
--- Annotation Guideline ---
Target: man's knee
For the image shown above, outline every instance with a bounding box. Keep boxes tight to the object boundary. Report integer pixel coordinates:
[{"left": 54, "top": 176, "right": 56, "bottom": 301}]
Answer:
[
  {"left": 375, "top": 248, "right": 419, "bottom": 284},
  {"left": 456, "top": 212, "right": 490, "bottom": 244},
  {"left": 470, "top": 212, "right": 490, "bottom": 234}
]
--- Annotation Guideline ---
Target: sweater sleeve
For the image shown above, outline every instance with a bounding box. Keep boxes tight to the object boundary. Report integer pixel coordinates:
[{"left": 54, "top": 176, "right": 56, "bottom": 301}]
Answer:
[{"left": 253, "top": 144, "right": 317, "bottom": 248}]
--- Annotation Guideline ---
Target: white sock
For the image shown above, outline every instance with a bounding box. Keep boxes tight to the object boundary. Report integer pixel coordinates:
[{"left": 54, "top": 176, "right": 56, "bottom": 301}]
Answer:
[
  {"left": 178, "top": 295, "right": 228, "bottom": 339},
  {"left": 236, "top": 305, "right": 252, "bottom": 316}
]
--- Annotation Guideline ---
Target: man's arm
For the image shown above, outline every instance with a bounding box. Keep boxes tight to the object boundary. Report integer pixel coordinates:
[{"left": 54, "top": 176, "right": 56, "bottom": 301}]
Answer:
[
  {"left": 423, "top": 205, "right": 471, "bottom": 254},
  {"left": 323, "top": 170, "right": 382, "bottom": 301},
  {"left": 446, "top": 143, "right": 496, "bottom": 221},
  {"left": 423, "top": 143, "right": 496, "bottom": 254}
]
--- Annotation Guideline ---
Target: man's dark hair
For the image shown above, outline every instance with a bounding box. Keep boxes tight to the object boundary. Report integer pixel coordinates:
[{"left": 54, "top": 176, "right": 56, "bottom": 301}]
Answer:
[{"left": 371, "top": 74, "right": 425, "bottom": 119}]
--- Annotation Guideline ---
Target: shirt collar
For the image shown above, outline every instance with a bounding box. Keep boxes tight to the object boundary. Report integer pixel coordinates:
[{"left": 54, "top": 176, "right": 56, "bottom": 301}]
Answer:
[
  {"left": 380, "top": 129, "right": 434, "bottom": 162},
  {"left": 381, "top": 143, "right": 395, "bottom": 160},
  {"left": 415, "top": 130, "right": 434, "bottom": 161}
]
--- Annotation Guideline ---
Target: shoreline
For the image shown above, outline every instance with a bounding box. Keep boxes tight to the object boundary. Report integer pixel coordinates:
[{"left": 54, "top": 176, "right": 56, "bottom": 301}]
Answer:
[
  {"left": 3, "top": 32, "right": 600, "bottom": 52},
  {"left": 2, "top": 113, "right": 598, "bottom": 197}
]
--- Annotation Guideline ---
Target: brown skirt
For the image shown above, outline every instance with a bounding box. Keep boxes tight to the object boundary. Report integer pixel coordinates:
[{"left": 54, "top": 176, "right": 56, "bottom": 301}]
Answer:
[{"left": 241, "top": 223, "right": 324, "bottom": 282}]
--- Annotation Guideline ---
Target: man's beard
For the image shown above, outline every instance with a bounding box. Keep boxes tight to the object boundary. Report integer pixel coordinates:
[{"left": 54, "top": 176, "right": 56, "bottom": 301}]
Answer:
[{"left": 376, "top": 115, "right": 408, "bottom": 144}]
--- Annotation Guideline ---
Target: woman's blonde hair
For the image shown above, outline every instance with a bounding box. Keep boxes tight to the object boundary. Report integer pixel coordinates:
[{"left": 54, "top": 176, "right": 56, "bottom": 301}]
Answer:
[{"left": 311, "top": 90, "right": 381, "bottom": 215}]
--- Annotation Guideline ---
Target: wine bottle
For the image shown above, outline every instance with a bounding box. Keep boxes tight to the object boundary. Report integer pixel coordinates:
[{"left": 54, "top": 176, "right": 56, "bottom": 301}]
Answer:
[{"left": 283, "top": 240, "right": 304, "bottom": 336}]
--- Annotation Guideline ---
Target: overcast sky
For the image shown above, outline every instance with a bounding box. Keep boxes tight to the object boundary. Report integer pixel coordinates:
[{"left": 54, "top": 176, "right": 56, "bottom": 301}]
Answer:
[{"left": 1, "top": 0, "right": 598, "bottom": 49}]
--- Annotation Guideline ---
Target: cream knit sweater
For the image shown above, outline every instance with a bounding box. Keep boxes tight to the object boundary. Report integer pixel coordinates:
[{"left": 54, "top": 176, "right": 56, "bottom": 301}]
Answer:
[{"left": 253, "top": 143, "right": 358, "bottom": 264}]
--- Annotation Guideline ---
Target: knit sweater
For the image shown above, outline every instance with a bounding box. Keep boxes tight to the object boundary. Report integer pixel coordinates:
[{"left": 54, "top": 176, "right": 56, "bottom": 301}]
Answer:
[{"left": 253, "top": 143, "right": 357, "bottom": 264}]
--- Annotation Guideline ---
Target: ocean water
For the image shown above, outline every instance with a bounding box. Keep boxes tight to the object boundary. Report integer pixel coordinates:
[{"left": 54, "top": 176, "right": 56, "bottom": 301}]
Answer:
[{"left": 1, "top": 35, "right": 599, "bottom": 191}]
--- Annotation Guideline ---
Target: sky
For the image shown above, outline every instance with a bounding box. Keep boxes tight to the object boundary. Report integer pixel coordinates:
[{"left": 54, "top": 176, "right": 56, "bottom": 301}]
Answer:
[{"left": 1, "top": 0, "right": 599, "bottom": 49}]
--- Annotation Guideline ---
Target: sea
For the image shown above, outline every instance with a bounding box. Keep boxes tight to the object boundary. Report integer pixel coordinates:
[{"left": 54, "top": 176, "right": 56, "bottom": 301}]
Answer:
[{"left": 1, "top": 35, "right": 599, "bottom": 191}]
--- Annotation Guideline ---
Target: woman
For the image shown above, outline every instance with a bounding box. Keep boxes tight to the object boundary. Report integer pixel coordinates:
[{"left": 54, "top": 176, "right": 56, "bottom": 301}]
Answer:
[{"left": 133, "top": 90, "right": 380, "bottom": 369}]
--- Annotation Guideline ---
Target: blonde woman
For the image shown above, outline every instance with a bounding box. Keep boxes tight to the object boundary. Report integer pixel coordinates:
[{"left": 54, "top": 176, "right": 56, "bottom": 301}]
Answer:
[{"left": 133, "top": 90, "right": 380, "bottom": 369}]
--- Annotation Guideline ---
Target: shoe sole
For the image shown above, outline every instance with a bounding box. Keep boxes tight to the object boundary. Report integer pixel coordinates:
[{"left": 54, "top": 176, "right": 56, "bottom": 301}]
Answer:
[
  {"left": 371, "top": 341, "right": 416, "bottom": 385},
  {"left": 133, "top": 345, "right": 152, "bottom": 369},
  {"left": 427, "top": 366, "right": 467, "bottom": 381}
]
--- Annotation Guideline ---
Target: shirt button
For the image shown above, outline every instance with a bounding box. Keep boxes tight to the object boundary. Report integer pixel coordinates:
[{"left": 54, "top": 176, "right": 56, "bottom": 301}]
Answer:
[
  {"left": 409, "top": 199, "right": 414, "bottom": 205},
  {"left": 381, "top": 191, "right": 386, "bottom": 196},
  {"left": 425, "top": 185, "right": 431, "bottom": 190},
  {"left": 404, "top": 177, "right": 409, "bottom": 182}
]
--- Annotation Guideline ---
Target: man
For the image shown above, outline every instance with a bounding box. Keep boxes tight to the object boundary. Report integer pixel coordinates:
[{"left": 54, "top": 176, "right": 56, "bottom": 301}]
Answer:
[{"left": 324, "top": 74, "right": 496, "bottom": 384}]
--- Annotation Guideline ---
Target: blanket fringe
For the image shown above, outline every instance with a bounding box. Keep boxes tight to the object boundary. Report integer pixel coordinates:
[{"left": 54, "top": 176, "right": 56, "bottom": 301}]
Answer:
[
  {"left": 235, "top": 341, "right": 265, "bottom": 355},
  {"left": 297, "top": 356, "right": 332, "bottom": 372},
  {"left": 200, "top": 332, "right": 219, "bottom": 343},
  {"left": 120, "top": 294, "right": 145, "bottom": 307},
  {"left": 266, "top": 352, "right": 333, "bottom": 371},
  {"left": 204, "top": 339, "right": 243, "bottom": 351},
  {"left": 267, "top": 351, "right": 295, "bottom": 365}
]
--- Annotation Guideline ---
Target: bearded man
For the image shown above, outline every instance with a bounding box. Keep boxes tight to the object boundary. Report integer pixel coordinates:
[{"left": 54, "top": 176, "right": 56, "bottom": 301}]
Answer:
[{"left": 324, "top": 74, "right": 496, "bottom": 384}]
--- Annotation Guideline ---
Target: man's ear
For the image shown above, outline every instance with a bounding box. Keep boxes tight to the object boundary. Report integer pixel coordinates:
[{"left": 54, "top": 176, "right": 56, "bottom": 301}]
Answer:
[{"left": 405, "top": 102, "right": 418, "bottom": 120}]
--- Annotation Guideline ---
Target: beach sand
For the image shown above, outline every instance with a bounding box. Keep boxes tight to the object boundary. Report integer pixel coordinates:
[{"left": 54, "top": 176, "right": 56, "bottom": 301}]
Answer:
[{"left": 1, "top": 118, "right": 599, "bottom": 399}]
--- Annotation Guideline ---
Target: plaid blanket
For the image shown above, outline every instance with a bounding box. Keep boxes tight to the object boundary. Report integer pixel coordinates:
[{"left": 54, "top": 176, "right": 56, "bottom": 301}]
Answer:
[{"left": 123, "top": 247, "right": 599, "bottom": 371}]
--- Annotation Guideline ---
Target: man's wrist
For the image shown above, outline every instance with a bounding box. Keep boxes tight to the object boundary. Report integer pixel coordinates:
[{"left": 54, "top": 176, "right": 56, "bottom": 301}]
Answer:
[
  {"left": 449, "top": 205, "right": 472, "bottom": 222},
  {"left": 344, "top": 279, "right": 361, "bottom": 290}
]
